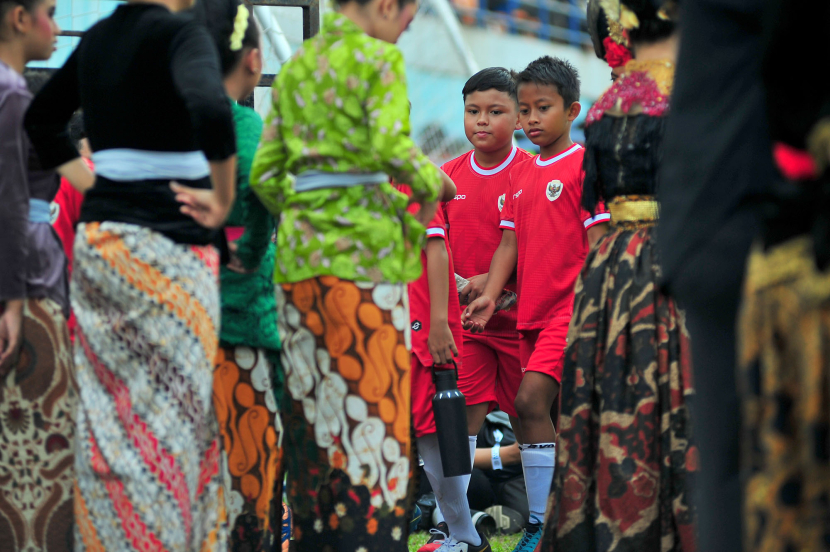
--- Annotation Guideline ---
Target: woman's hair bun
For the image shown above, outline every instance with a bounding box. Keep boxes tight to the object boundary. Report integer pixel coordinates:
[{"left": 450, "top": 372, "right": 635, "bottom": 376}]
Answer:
[
  {"left": 195, "top": 0, "right": 260, "bottom": 76},
  {"left": 619, "top": 0, "right": 676, "bottom": 44}
]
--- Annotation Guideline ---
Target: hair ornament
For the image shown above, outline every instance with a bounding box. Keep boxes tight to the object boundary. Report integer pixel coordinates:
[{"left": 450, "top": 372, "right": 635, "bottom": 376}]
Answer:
[
  {"left": 619, "top": 4, "right": 639, "bottom": 29},
  {"left": 230, "top": 4, "right": 249, "bottom": 51},
  {"left": 602, "top": 36, "right": 633, "bottom": 67},
  {"left": 598, "top": 0, "right": 631, "bottom": 46}
]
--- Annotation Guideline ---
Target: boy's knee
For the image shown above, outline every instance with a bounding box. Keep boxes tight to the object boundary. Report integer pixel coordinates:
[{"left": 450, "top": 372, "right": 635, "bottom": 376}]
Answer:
[{"left": 513, "top": 390, "right": 547, "bottom": 422}]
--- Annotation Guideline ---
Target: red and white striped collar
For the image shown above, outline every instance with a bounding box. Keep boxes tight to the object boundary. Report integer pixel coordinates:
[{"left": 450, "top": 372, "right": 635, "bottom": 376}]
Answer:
[
  {"left": 470, "top": 146, "right": 518, "bottom": 176},
  {"left": 535, "top": 143, "right": 582, "bottom": 167}
]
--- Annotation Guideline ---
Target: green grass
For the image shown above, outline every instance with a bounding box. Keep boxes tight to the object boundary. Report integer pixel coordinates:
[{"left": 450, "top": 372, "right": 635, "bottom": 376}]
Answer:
[{"left": 408, "top": 531, "right": 521, "bottom": 552}]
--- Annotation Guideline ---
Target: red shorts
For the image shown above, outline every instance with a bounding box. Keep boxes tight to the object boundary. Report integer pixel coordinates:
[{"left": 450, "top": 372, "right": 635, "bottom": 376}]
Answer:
[
  {"left": 411, "top": 356, "right": 459, "bottom": 437},
  {"left": 519, "top": 317, "right": 569, "bottom": 383},
  {"left": 457, "top": 333, "right": 522, "bottom": 417}
]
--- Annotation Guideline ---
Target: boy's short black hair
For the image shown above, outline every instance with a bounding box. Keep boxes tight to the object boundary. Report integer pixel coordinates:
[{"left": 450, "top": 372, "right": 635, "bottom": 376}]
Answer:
[
  {"left": 516, "top": 56, "right": 580, "bottom": 107},
  {"left": 462, "top": 67, "right": 519, "bottom": 105}
]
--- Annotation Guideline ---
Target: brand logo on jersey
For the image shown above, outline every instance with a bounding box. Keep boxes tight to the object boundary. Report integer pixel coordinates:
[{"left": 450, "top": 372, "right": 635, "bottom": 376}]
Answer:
[
  {"left": 454, "top": 195, "right": 466, "bottom": 200},
  {"left": 412, "top": 320, "right": 422, "bottom": 332},
  {"left": 546, "top": 180, "right": 563, "bottom": 202},
  {"left": 497, "top": 194, "right": 505, "bottom": 212},
  {"left": 513, "top": 189, "right": 523, "bottom": 200}
]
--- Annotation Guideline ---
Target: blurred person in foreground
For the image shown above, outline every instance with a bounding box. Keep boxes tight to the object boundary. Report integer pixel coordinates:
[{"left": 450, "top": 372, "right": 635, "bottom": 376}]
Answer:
[
  {"left": 656, "top": 0, "right": 775, "bottom": 550},
  {"left": 738, "top": 0, "right": 830, "bottom": 550}
]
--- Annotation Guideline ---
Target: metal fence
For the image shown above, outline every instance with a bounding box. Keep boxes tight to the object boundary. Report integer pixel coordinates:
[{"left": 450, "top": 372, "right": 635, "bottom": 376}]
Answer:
[{"left": 451, "top": 0, "right": 589, "bottom": 47}]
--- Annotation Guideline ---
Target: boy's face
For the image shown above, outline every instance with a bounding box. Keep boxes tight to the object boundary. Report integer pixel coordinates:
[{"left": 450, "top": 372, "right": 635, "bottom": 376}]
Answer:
[
  {"left": 463, "top": 89, "right": 520, "bottom": 154},
  {"left": 517, "top": 83, "right": 580, "bottom": 148}
]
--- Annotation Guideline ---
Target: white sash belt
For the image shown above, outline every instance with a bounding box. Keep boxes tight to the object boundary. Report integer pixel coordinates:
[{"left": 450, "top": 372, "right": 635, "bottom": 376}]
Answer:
[
  {"left": 92, "top": 149, "right": 211, "bottom": 181},
  {"left": 294, "top": 170, "right": 389, "bottom": 192}
]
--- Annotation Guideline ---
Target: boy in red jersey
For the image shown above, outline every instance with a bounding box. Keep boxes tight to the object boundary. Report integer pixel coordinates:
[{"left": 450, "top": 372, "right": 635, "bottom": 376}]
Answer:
[
  {"left": 397, "top": 183, "right": 491, "bottom": 552},
  {"left": 464, "top": 56, "right": 608, "bottom": 552},
  {"left": 418, "top": 68, "right": 527, "bottom": 552},
  {"left": 442, "top": 68, "right": 529, "bottom": 442}
]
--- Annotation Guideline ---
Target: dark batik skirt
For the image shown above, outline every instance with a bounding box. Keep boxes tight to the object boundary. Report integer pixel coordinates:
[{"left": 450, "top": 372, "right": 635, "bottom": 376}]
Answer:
[
  {"left": 542, "top": 225, "right": 697, "bottom": 552},
  {"left": 0, "top": 298, "right": 76, "bottom": 551},
  {"left": 739, "top": 236, "right": 830, "bottom": 552}
]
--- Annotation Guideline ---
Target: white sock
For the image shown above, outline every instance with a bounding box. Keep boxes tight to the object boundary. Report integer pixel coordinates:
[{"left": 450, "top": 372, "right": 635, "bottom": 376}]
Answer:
[
  {"left": 520, "top": 442, "right": 556, "bottom": 524},
  {"left": 418, "top": 434, "right": 481, "bottom": 546}
]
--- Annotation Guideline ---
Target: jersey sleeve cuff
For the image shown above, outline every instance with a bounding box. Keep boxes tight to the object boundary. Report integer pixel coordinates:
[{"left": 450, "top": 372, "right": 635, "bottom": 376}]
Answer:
[
  {"left": 425, "top": 227, "right": 447, "bottom": 239},
  {"left": 583, "top": 213, "right": 610, "bottom": 229},
  {"left": 499, "top": 220, "right": 515, "bottom": 229}
]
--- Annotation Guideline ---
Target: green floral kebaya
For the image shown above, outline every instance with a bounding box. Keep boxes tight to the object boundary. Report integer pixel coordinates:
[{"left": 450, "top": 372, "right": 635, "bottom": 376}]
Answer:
[{"left": 250, "top": 11, "right": 441, "bottom": 285}]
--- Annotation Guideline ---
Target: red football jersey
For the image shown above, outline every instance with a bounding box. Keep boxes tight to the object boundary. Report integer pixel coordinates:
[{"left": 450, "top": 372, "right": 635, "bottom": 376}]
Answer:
[
  {"left": 441, "top": 146, "right": 531, "bottom": 336},
  {"left": 500, "top": 143, "right": 606, "bottom": 330},
  {"left": 398, "top": 187, "right": 464, "bottom": 367}
]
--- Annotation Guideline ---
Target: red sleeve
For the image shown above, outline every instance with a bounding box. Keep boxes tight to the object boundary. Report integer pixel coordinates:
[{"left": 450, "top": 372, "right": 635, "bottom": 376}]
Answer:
[
  {"left": 583, "top": 200, "right": 610, "bottom": 229},
  {"left": 52, "top": 178, "right": 82, "bottom": 268},
  {"left": 425, "top": 203, "right": 447, "bottom": 240},
  {"left": 499, "top": 170, "right": 516, "bottom": 230},
  {"left": 577, "top": 162, "right": 609, "bottom": 229}
]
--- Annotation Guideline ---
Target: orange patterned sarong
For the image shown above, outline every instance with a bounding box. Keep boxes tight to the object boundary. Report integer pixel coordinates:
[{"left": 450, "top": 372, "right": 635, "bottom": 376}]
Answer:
[
  {"left": 213, "top": 347, "right": 283, "bottom": 551},
  {"left": 276, "top": 276, "right": 412, "bottom": 552}
]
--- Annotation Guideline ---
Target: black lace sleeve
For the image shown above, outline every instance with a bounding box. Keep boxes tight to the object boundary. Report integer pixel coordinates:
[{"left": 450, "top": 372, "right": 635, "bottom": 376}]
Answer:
[{"left": 583, "top": 113, "right": 667, "bottom": 213}]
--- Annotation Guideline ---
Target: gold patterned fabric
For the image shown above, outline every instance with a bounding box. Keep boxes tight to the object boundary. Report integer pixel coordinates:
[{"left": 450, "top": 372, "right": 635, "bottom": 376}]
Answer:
[
  {"left": 608, "top": 195, "right": 660, "bottom": 229},
  {"left": 739, "top": 236, "right": 830, "bottom": 552}
]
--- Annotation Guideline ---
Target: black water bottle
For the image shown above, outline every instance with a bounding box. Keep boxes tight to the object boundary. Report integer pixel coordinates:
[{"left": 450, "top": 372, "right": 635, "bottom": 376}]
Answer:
[{"left": 432, "top": 361, "right": 471, "bottom": 477}]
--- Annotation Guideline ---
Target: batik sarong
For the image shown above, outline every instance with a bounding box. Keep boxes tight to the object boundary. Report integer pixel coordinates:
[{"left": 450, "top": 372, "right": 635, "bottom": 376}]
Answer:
[
  {"left": 0, "top": 298, "right": 76, "bottom": 551},
  {"left": 739, "top": 236, "right": 830, "bottom": 552},
  {"left": 213, "top": 347, "right": 282, "bottom": 551},
  {"left": 277, "top": 276, "right": 412, "bottom": 552},
  {"left": 70, "top": 222, "right": 227, "bottom": 552}
]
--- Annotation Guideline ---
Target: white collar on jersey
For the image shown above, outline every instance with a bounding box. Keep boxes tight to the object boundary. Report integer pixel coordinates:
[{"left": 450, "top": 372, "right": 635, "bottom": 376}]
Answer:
[
  {"left": 535, "top": 143, "right": 582, "bottom": 167},
  {"left": 470, "top": 145, "right": 518, "bottom": 176}
]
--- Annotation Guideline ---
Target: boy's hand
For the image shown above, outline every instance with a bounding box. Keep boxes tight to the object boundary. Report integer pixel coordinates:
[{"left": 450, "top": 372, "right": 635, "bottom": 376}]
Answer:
[
  {"left": 428, "top": 320, "right": 458, "bottom": 365},
  {"left": 459, "top": 273, "right": 488, "bottom": 305},
  {"left": 462, "top": 295, "right": 496, "bottom": 333}
]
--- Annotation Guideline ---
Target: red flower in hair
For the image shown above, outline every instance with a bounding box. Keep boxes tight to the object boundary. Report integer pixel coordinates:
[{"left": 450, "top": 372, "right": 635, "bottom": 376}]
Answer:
[{"left": 603, "top": 37, "right": 633, "bottom": 68}]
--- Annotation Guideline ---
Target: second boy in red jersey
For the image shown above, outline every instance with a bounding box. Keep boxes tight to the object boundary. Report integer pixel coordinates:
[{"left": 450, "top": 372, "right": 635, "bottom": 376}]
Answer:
[
  {"left": 398, "top": 183, "right": 491, "bottom": 552},
  {"left": 463, "top": 57, "right": 608, "bottom": 552}
]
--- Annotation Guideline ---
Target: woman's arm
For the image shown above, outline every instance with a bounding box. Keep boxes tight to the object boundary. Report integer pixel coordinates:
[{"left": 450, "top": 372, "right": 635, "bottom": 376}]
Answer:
[
  {"left": 24, "top": 49, "right": 85, "bottom": 191},
  {"left": 367, "top": 47, "right": 441, "bottom": 205},
  {"left": 168, "top": 22, "right": 238, "bottom": 227},
  {"left": 0, "top": 91, "right": 31, "bottom": 307},
  {"left": 232, "top": 107, "right": 273, "bottom": 269}
]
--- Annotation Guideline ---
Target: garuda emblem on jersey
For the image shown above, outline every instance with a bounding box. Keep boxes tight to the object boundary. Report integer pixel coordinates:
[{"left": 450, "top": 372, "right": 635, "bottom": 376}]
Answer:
[
  {"left": 546, "top": 180, "right": 563, "bottom": 202},
  {"left": 498, "top": 193, "right": 506, "bottom": 212},
  {"left": 50, "top": 202, "right": 60, "bottom": 225}
]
